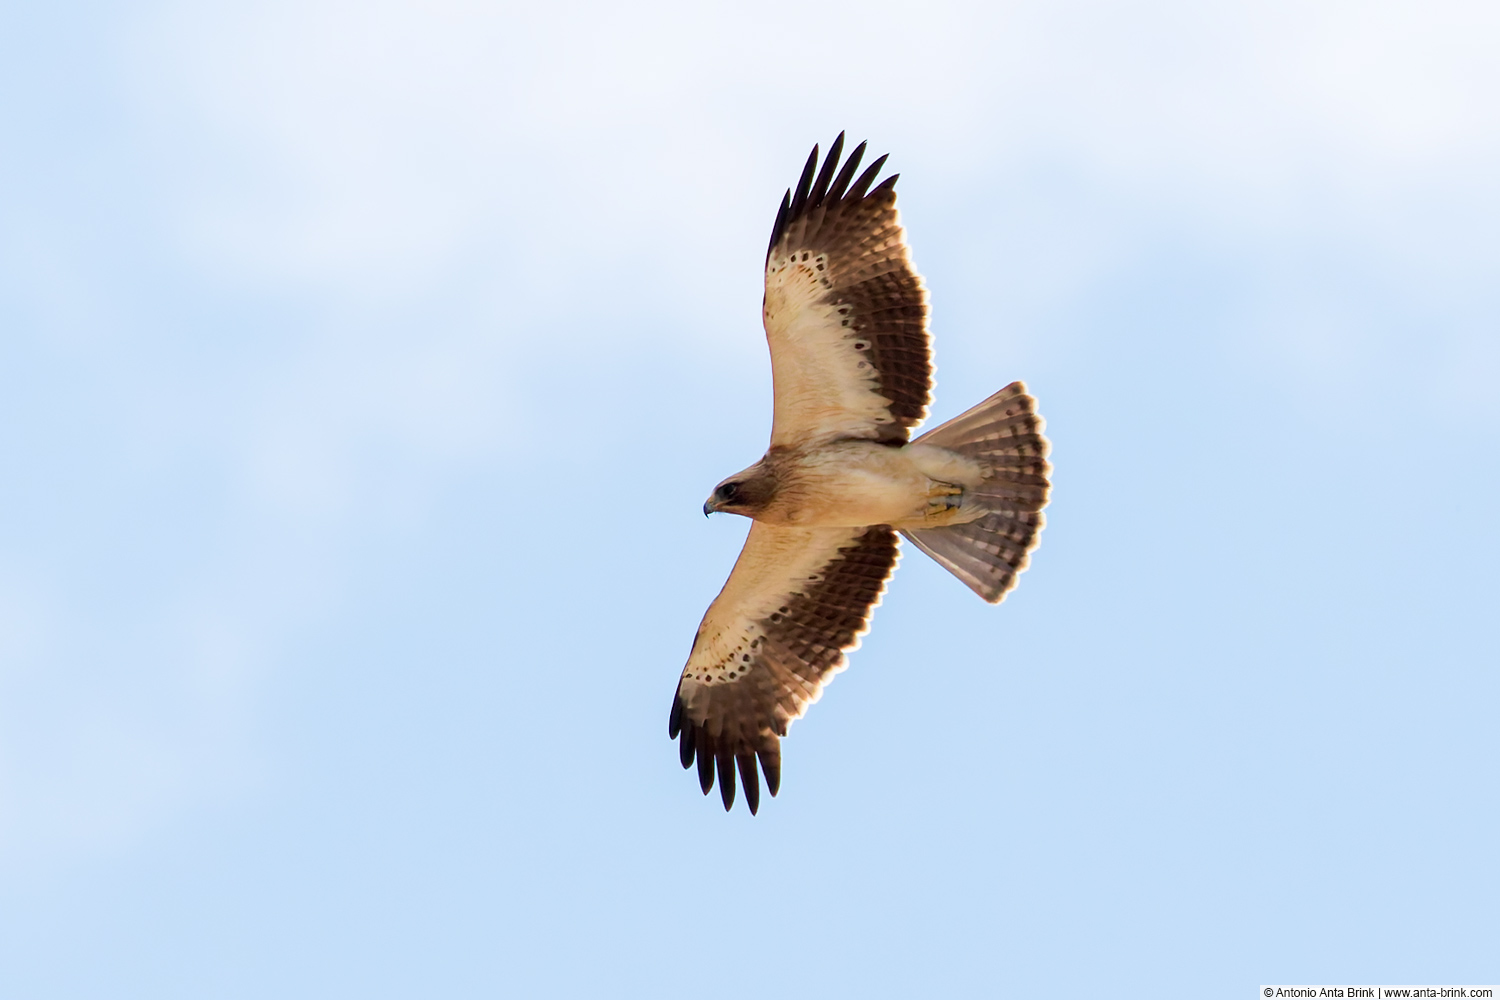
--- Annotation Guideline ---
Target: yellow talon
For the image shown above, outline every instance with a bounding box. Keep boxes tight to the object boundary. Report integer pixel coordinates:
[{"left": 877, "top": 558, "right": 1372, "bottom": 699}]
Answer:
[{"left": 924, "top": 482, "right": 964, "bottom": 522}]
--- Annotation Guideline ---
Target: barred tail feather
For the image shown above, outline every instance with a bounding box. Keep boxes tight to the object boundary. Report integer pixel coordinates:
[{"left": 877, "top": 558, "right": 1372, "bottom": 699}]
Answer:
[
  {"left": 900, "top": 508, "right": 1045, "bottom": 603},
  {"left": 904, "top": 382, "right": 1052, "bottom": 603}
]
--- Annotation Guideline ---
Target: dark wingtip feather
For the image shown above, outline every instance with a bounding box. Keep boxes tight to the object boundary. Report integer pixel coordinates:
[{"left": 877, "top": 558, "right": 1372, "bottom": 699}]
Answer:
[
  {"left": 696, "top": 734, "right": 715, "bottom": 795},
  {"left": 716, "top": 751, "right": 736, "bottom": 812},
  {"left": 767, "top": 190, "right": 791, "bottom": 260},
  {"left": 667, "top": 697, "right": 683, "bottom": 739},
  {"left": 768, "top": 137, "right": 894, "bottom": 259},
  {"left": 846, "top": 153, "right": 890, "bottom": 200},
  {"left": 736, "top": 753, "right": 760, "bottom": 816},
  {"left": 678, "top": 726, "right": 695, "bottom": 769},
  {"left": 807, "top": 132, "right": 844, "bottom": 209},
  {"left": 870, "top": 173, "right": 899, "bottom": 197},
  {"left": 757, "top": 748, "right": 781, "bottom": 797},
  {"left": 826, "top": 140, "right": 867, "bottom": 202},
  {"left": 787, "top": 144, "right": 819, "bottom": 218}
]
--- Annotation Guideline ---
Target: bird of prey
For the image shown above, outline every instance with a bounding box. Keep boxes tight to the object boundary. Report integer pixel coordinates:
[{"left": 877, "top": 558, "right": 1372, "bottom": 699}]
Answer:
[{"left": 669, "top": 134, "right": 1051, "bottom": 814}]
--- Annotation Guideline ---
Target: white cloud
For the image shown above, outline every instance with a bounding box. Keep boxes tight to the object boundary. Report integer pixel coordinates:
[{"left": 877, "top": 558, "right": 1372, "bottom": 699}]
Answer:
[
  {"left": 129, "top": 0, "right": 1499, "bottom": 272},
  {"left": 117, "top": 0, "right": 1499, "bottom": 393}
]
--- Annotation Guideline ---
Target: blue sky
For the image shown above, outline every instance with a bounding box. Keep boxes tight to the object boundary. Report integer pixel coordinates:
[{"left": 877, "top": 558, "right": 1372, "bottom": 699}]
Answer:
[{"left": 2, "top": 1, "right": 1497, "bottom": 995}]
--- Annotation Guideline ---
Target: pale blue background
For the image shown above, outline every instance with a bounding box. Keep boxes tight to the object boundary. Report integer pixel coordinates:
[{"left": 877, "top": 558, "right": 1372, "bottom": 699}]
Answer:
[{"left": 2, "top": 1, "right": 1497, "bottom": 996}]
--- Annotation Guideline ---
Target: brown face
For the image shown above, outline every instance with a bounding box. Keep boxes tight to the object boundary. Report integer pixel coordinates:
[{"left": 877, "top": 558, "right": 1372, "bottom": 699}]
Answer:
[{"left": 703, "top": 468, "right": 777, "bottom": 517}]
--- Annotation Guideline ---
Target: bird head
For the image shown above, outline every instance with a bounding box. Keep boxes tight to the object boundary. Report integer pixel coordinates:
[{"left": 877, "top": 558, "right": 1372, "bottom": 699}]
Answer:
[{"left": 703, "top": 462, "right": 777, "bottom": 518}]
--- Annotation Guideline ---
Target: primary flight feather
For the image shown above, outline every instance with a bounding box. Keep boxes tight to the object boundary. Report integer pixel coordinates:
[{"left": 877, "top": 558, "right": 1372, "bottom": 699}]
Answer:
[{"left": 669, "top": 135, "right": 1052, "bottom": 814}]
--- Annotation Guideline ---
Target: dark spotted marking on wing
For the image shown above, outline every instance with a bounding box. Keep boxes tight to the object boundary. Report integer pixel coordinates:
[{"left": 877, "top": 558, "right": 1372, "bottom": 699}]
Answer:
[
  {"left": 764, "top": 134, "right": 932, "bottom": 444},
  {"left": 669, "top": 525, "right": 898, "bottom": 813}
]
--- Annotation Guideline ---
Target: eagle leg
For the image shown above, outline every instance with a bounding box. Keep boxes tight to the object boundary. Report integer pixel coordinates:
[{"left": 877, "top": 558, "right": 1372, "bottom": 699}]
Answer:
[{"left": 924, "top": 482, "right": 965, "bottom": 521}]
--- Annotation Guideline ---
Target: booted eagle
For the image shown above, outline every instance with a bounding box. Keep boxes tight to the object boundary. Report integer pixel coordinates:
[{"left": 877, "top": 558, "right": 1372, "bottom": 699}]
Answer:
[{"left": 669, "top": 135, "right": 1051, "bottom": 813}]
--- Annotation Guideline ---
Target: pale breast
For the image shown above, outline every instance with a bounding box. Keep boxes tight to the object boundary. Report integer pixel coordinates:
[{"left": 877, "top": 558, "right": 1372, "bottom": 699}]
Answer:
[{"left": 762, "top": 441, "right": 938, "bottom": 528}]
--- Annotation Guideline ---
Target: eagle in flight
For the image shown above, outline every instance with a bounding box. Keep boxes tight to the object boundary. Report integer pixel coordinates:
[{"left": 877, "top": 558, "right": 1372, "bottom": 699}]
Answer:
[{"left": 669, "top": 135, "right": 1051, "bottom": 813}]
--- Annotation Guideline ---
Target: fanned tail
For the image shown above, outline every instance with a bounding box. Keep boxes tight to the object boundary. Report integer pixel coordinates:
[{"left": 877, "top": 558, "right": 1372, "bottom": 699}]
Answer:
[{"left": 902, "top": 382, "right": 1051, "bottom": 603}]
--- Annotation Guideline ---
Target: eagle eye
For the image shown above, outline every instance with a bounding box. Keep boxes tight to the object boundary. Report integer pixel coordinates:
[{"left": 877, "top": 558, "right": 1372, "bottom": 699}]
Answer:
[{"left": 718, "top": 482, "right": 741, "bottom": 502}]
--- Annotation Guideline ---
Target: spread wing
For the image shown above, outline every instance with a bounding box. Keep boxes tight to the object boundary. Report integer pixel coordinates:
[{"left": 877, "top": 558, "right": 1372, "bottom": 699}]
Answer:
[
  {"left": 668, "top": 522, "right": 899, "bottom": 813},
  {"left": 762, "top": 134, "right": 932, "bottom": 448}
]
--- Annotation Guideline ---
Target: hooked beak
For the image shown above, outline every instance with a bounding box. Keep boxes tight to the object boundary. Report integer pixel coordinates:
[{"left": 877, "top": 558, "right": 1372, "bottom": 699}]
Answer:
[{"left": 702, "top": 497, "right": 717, "bottom": 517}]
